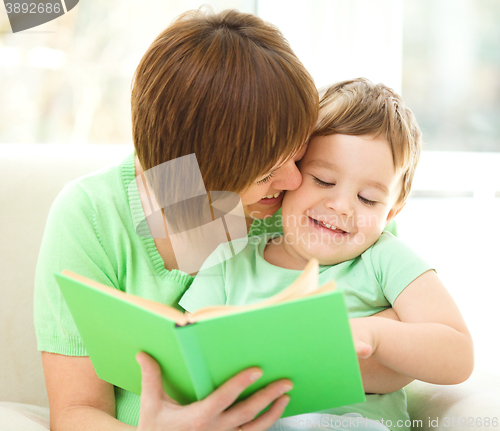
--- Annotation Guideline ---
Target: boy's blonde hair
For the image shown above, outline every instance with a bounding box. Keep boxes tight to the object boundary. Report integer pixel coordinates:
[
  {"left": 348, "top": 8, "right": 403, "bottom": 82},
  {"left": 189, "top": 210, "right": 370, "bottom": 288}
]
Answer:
[{"left": 314, "top": 78, "right": 422, "bottom": 209}]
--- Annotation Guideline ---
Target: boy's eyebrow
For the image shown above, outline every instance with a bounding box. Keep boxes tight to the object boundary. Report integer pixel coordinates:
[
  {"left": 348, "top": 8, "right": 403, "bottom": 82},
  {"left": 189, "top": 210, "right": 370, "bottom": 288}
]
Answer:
[
  {"left": 306, "top": 159, "right": 390, "bottom": 195},
  {"left": 306, "top": 159, "right": 339, "bottom": 171},
  {"left": 365, "top": 180, "right": 390, "bottom": 196}
]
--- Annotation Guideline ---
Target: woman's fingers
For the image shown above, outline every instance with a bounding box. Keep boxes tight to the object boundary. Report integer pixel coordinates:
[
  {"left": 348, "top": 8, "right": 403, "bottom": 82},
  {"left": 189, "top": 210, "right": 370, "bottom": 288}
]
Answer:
[
  {"left": 241, "top": 395, "right": 291, "bottom": 431},
  {"left": 221, "top": 379, "right": 293, "bottom": 430},
  {"left": 136, "top": 357, "right": 292, "bottom": 431},
  {"left": 136, "top": 352, "right": 178, "bottom": 405},
  {"left": 200, "top": 367, "right": 264, "bottom": 415}
]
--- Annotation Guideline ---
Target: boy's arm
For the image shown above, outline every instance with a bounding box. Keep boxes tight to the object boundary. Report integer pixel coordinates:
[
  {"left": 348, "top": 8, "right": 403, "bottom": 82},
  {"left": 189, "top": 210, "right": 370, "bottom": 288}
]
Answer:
[
  {"left": 352, "top": 270, "right": 474, "bottom": 385},
  {"left": 357, "top": 308, "right": 415, "bottom": 394},
  {"left": 358, "top": 355, "right": 415, "bottom": 394}
]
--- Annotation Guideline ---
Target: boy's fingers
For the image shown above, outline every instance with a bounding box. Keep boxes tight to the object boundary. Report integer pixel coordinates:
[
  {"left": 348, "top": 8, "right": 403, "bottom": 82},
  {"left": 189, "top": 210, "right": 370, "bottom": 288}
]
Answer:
[{"left": 355, "top": 341, "right": 373, "bottom": 359}]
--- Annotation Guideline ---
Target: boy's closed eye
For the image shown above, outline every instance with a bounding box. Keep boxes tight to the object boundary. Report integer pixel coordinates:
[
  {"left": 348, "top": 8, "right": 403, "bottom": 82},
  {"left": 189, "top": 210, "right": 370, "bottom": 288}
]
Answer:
[
  {"left": 358, "top": 196, "right": 378, "bottom": 206},
  {"left": 312, "top": 175, "right": 335, "bottom": 188},
  {"left": 311, "top": 175, "right": 379, "bottom": 206}
]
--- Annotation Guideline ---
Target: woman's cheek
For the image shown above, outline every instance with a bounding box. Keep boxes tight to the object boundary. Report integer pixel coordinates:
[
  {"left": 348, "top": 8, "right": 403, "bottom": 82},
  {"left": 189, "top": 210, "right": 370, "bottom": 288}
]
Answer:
[{"left": 240, "top": 185, "right": 265, "bottom": 206}]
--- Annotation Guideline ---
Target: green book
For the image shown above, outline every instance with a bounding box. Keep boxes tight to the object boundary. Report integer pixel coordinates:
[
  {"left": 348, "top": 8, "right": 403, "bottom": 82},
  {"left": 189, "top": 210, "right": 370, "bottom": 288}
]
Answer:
[{"left": 55, "top": 259, "right": 365, "bottom": 417}]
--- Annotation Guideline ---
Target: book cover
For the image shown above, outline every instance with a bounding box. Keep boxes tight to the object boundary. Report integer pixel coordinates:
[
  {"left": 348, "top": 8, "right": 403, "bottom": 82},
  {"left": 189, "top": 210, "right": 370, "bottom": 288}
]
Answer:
[{"left": 55, "top": 260, "right": 366, "bottom": 417}]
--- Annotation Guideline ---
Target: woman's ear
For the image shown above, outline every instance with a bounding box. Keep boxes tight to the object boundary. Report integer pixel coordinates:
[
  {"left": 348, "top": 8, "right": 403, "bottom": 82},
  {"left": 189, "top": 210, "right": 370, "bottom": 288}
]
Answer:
[{"left": 385, "top": 202, "right": 406, "bottom": 226}]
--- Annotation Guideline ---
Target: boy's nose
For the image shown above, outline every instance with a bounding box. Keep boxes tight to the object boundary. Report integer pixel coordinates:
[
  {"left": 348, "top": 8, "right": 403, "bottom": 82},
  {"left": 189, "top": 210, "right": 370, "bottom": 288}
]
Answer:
[{"left": 325, "top": 193, "right": 354, "bottom": 218}]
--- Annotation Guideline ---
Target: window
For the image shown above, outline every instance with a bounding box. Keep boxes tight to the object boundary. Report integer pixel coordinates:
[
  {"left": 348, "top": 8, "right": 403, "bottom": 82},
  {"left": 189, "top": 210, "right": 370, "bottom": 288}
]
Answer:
[{"left": 402, "top": 0, "right": 500, "bottom": 152}]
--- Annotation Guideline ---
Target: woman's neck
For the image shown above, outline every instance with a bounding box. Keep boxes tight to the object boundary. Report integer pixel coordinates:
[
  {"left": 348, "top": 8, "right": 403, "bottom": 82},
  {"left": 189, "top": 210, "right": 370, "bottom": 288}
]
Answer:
[
  {"left": 135, "top": 156, "right": 180, "bottom": 272},
  {"left": 135, "top": 156, "right": 257, "bottom": 273}
]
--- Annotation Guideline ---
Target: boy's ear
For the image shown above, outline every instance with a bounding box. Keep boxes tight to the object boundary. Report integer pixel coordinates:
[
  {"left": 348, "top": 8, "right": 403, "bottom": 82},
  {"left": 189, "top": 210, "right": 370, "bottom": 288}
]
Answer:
[{"left": 385, "top": 202, "right": 406, "bottom": 226}]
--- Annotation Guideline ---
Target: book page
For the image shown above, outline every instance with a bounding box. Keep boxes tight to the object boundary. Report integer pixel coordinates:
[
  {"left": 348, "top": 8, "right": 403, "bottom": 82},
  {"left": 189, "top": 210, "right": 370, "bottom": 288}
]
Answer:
[
  {"left": 188, "top": 259, "right": 336, "bottom": 323},
  {"left": 62, "top": 258, "right": 335, "bottom": 327},
  {"left": 61, "top": 271, "right": 189, "bottom": 326}
]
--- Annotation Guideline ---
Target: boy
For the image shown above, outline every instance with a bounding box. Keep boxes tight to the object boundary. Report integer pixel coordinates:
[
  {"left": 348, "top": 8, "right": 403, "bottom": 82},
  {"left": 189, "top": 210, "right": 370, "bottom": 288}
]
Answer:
[{"left": 180, "top": 78, "right": 473, "bottom": 431}]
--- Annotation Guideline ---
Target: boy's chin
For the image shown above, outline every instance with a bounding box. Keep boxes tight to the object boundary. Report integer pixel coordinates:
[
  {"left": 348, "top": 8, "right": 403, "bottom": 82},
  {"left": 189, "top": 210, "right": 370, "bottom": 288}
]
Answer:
[
  {"left": 300, "top": 245, "right": 349, "bottom": 266},
  {"left": 305, "top": 244, "right": 369, "bottom": 266}
]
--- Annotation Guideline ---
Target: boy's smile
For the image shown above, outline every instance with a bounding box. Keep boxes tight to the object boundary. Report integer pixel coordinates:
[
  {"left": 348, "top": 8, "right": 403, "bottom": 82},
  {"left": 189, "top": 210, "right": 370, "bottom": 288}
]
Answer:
[{"left": 276, "top": 134, "right": 404, "bottom": 267}]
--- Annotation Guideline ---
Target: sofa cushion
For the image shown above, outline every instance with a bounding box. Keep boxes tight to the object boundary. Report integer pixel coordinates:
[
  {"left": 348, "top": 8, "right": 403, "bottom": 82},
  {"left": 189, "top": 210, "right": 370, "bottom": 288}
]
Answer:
[
  {"left": 0, "top": 402, "right": 50, "bottom": 430},
  {"left": 406, "top": 368, "right": 500, "bottom": 430},
  {"left": 0, "top": 144, "right": 132, "bottom": 407}
]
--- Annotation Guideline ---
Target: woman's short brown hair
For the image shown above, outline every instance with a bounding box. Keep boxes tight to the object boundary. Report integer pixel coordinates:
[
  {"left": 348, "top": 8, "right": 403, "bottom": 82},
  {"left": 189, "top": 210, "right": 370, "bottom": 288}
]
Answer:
[
  {"left": 131, "top": 8, "right": 318, "bottom": 199},
  {"left": 313, "top": 78, "right": 422, "bottom": 209}
]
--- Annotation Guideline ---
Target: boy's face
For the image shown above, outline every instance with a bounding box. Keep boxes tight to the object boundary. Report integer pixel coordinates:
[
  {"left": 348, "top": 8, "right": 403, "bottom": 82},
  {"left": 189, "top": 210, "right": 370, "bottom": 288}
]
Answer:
[{"left": 281, "top": 134, "right": 403, "bottom": 266}]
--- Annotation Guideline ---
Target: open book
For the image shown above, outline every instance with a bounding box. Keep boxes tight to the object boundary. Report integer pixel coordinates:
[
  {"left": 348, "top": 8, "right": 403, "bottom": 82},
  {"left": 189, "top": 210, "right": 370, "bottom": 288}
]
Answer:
[{"left": 55, "top": 259, "right": 365, "bottom": 418}]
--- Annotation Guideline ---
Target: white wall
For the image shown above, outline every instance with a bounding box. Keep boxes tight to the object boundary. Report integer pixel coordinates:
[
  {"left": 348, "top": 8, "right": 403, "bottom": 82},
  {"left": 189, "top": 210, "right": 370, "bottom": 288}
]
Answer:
[{"left": 258, "top": 0, "right": 403, "bottom": 92}]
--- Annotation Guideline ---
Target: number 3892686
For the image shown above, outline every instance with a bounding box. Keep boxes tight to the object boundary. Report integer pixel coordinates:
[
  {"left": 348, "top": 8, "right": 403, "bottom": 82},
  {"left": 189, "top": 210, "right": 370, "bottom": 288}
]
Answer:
[{"left": 5, "top": 3, "right": 61, "bottom": 13}]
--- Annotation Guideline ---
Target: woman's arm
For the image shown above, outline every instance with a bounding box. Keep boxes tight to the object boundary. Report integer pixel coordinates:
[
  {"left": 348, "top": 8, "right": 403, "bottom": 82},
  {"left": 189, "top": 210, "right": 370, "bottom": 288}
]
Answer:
[
  {"left": 42, "top": 353, "right": 131, "bottom": 431},
  {"left": 351, "top": 270, "right": 474, "bottom": 385},
  {"left": 42, "top": 352, "right": 292, "bottom": 431}
]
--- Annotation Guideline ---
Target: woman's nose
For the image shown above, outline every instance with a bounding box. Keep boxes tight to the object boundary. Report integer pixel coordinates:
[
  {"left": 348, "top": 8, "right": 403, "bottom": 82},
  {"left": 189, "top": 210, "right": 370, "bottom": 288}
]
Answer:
[{"left": 272, "top": 159, "right": 302, "bottom": 191}]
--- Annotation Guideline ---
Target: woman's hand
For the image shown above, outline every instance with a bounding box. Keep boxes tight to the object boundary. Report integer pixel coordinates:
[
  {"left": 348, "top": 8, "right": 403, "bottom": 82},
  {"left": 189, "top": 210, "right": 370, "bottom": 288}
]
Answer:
[{"left": 136, "top": 352, "right": 292, "bottom": 431}]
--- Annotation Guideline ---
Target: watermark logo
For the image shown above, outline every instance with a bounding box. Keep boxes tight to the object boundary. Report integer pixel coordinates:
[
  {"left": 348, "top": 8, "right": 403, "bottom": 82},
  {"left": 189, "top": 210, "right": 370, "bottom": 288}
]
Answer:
[
  {"left": 3, "top": 0, "right": 78, "bottom": 33},
  {"left": 129, "top": 154, "right": 248, "bottom": 275}
]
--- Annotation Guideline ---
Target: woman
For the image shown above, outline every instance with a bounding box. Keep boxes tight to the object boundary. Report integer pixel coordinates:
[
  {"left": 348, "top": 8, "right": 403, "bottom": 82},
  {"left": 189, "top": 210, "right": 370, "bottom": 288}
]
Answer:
[{"left": 34, "top": 9, "right": 410, "bottom": 431}]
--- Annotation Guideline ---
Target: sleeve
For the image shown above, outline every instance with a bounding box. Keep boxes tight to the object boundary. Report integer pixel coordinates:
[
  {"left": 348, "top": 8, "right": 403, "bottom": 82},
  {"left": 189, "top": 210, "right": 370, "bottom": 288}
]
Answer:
[
  {"left": 367, "top": 232, "right": 435, "bottom": 305},
  {"left": 33, "top": 182, "right": 117, "bottom": 356},
  {"left": 178, "top": 242, "right": 233, "bottom": 313}
]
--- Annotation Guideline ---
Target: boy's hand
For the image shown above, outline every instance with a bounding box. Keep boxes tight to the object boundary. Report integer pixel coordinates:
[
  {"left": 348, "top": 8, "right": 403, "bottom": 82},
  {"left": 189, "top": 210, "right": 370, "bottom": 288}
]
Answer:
[{"left": 349, "top": 317, "right": 378, "bottom": 359}]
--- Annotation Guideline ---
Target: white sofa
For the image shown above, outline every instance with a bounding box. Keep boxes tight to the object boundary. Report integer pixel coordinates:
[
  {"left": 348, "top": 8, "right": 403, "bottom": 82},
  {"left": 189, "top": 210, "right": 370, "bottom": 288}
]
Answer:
[{"left": 1, "top": 144, "right": 499, "bottom": 431}]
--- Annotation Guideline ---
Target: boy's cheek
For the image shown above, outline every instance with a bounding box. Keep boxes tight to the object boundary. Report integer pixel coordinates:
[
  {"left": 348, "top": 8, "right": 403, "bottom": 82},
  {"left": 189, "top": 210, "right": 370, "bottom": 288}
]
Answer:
[
  {"left": 282, "top": 189, "right": 305, "bottom": 217},
  {"left": 356, "top": 213, "right": 381, "bottom": 229}
]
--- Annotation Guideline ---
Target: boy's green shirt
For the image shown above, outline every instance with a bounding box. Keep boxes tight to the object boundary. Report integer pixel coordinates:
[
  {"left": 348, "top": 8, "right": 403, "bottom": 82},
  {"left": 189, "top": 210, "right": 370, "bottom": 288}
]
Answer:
[
  {"left": 180, "top": 231, "right": 432, "bottom": 316},
  {"left": 180, "top": 231, "right": 433, "bottom": 431}
]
